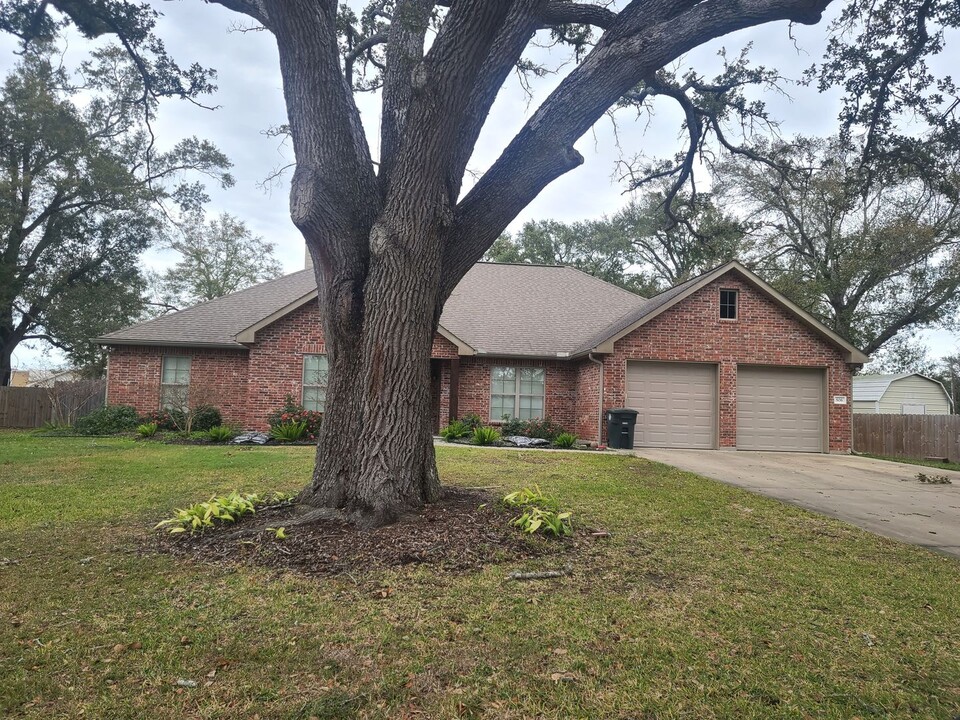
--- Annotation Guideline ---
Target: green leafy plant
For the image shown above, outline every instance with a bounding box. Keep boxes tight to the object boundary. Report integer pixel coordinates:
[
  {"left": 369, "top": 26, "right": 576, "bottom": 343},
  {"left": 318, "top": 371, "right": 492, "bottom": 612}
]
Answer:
[
  {"left": 512, "top": 507, "right": 573, "bottom": 536},
  {"left": 267, "top": 394, "right": 322, "bottom": 440},
  {"left": 501, "top": 485, "right": 573, "bottom": 537},
  {"left": 207, "top": 425, "right": 235, "bottom": 443},
  {"left": 439, "top": 420, "right": 471, "bottom": 440},
  {"left": 502, "top": 485, "right": 553, "bottom": 508},
  {"left": 265, "top": 526, "right": 287, "bottom": 540},
  {"left": 553, "top": 432, "right": 578, "bottom": 449},
  {"left": 155, "top": 491, "right": 264, "bottom": 535},
  {"left": 472, "top": 426, "right": 501, "bottom": 446},
  {"left": 73, "top": 405, "right": 140, "bottom": 435},
  {"left": 136, "top": 422, "right": 159, "bottom": 438},
  {"left": 270, "top": 421, "right": 308, "bottom": 442}
]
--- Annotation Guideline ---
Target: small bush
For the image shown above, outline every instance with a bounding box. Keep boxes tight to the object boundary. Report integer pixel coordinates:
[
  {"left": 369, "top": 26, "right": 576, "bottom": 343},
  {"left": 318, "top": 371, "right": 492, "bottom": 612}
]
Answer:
[
  {"left": 207, "top": 425, "right": 234, "bottom": 443},
  {"left": 439, "top": 420, "right": 471, "bottom": 440},
  {"left": 472, "top": 426, "right": 500, "bottom": 446},
  {"left": 267, "top": 394, "right": 322, "bottom": 439},
  {"left": 74, "top": 405, "right": 140, "bottom": 435},
  {"left": 137, "top": 422, "right": 159, "bottom": 438},
  {"left": 139, "top": 409, "right": 177, "bottom": 431},
  {"left": 553, "top": 432, "right": 577, "bottom": 449},
  {"left": 499, "top": 416, "right": 566, "bottom": 441},
  {"left": 502, "top": 485, "right": 554, "bottom": 509},
  {"left": 271, "top": 421, "right": 308, "bottom": 442},
  {"left": 183, "top": 405, "right": 223, "bottom": 432},
  {"left": 459, "top": 413, "right": 484, "bottom": 431}
]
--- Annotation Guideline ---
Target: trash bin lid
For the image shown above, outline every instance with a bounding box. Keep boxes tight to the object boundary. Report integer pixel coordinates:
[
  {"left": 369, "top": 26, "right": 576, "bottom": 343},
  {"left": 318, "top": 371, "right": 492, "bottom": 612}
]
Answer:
[{"left": 607, "top": 408, "right": 638, "bottom": 416}]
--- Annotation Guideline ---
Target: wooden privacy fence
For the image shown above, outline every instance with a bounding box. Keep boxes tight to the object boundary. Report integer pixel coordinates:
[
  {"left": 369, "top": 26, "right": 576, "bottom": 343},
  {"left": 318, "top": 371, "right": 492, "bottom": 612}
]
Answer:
[
  {"left": 0, "top": 380, "right": 105, "bottom": 428},
  {"left": 853, "top": 414, "right": 960, "bottom": 462}
]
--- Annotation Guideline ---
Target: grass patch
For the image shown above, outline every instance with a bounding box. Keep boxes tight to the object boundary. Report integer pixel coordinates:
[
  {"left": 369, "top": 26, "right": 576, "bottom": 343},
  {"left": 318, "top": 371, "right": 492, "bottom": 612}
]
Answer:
[
  {"left": 1, "top": 431, "right": 958, "bottom": 718},
  {"left": 857, "top": 452, "right": 960, "bottom": 473}
]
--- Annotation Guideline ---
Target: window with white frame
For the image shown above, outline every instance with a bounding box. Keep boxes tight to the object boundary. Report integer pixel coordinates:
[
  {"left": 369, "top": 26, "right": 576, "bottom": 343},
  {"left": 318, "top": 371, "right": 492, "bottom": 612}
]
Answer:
[
  {"left": 302, "top": 354, "right": 329, "bottom": 412},
  {"left": 160, "top": 356, "right": 191, "bottom": 410},
  {"left": 490, "top": 366, "right": 545, "bottom": 421}
]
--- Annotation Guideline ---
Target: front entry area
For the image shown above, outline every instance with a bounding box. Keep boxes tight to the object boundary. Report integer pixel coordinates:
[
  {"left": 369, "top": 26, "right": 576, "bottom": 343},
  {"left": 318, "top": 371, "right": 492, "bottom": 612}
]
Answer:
[
  {"left": 626, "top": 361, "right": 716, "bottom": 449},
  {"left": 736, "top": 366, "right": 824, "bottom": 452}
]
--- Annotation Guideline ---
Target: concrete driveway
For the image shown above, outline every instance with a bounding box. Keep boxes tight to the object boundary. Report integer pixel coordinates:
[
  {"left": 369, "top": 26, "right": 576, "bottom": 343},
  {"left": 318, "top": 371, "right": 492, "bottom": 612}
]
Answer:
[{"left": 631, "top": 449, "right": 960, "bottom": 557}]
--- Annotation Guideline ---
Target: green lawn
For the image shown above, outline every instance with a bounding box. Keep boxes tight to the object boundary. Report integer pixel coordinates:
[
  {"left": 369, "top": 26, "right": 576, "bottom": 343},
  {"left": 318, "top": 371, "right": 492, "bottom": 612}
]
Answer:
[
  {"left": 1, "top": 432, "right": 958, "bottom": 719},
  {"left": 858, "top": 452, "right": 960, "bottom": 473}
]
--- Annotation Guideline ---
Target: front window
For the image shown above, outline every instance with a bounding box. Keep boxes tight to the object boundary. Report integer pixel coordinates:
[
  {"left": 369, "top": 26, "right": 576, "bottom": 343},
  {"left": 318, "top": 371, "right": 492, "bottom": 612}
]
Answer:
[
  {"left": 491, "top": 366, "right": 545, "bottom": 421},
  {"left": 720, "top": 289, "right": 738, "bottom": 320},
  {"left": 302, "top": 354, "right": 329, "bottom": 412},
  {"left": 160, "top": 356, "right": 191, "bottom": 410}
]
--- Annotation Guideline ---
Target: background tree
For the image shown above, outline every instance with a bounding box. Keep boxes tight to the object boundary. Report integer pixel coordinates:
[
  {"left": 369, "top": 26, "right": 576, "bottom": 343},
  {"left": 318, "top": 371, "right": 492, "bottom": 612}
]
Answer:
[
  {"left": 614, "top": 186, "right": 751, "bottom": 288},
  {"left": 158, "top": 211, "right": 283, "bottom": 307},
  {"left": 0, "top": 43, "right": 232, "bottom": 385},
  {"left": 720, "top": 136, "right": 960, "bottom": 356},
  {"left": 485, "top": 218, "right": 658, "bottom": 294},
  {"left": 11, "top": 0, "right": 957, "bottom": 524}
]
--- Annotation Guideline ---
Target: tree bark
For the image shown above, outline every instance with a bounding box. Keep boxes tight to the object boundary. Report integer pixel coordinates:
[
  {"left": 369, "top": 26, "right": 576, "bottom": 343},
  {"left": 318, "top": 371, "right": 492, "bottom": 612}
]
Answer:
[{"left": 300, "top": 223, "right": 444, "bottom": 526}]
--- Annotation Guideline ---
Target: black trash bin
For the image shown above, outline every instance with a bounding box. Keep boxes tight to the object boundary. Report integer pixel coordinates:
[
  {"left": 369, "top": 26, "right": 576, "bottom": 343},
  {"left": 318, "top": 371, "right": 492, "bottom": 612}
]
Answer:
[{"left": 605, "top": 408, "right": 639, "bottom": 450}]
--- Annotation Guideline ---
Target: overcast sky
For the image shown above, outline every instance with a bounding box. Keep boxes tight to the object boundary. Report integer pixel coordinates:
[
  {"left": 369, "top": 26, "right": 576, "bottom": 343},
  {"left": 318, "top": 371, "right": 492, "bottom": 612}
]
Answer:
[{"left": 3, "top": 1, "right": 958, "bottom": 368}]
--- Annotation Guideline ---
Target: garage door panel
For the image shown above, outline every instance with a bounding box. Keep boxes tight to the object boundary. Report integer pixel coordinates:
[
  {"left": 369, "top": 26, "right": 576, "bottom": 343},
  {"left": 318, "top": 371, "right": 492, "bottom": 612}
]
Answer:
[
  {"left": 627, "top": 362, "right": 716, "bottom": 449},
  {"left": 737, "top": 366, "right": 823, "bottom": 452}
]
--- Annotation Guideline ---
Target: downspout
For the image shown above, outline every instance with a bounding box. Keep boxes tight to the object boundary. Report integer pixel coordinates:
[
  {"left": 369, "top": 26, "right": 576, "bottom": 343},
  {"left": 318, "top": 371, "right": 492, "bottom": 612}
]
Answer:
[{"left": 588, "top": 352, "right": 604, "bottom": 444}]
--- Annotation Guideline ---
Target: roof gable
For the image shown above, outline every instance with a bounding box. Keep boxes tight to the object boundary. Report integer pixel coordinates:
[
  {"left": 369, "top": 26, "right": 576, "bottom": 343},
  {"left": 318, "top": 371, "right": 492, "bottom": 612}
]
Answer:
[
  {"left": 853, "top": 373, "right": 951, "bottom": 403},
  {"left": 578, "top": 261, "right": 870, "bottom": 364}
]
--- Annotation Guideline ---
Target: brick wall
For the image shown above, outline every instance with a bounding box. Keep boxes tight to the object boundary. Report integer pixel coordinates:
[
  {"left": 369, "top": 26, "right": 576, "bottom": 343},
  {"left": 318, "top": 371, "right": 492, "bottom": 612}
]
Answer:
[
  {"left": 455, "top": 357, "right": 578, "bottom": 429},
  {"left": 105, "top": 345, "right": 249, "bottom": 424},
  {"left": 604, "top": 271, "right": 855, "bottom": 452}
]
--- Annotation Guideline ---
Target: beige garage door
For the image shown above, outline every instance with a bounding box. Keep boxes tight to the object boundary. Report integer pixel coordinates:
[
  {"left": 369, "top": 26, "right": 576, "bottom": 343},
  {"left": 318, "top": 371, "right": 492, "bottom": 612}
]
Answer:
[
  {"left": 737, "top": 366, "right": 824, "bottom": 452},
  {"left": 626, "top": 362, "right": 716, "bottom": 449}
]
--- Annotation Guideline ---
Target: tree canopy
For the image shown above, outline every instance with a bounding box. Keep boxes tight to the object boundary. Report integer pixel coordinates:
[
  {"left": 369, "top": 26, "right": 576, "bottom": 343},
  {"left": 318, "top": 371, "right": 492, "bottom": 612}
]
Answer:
[
  {"left": 0, "top": 43, "right": 232, "bottom": 382},
  {"left": 155, "top": 212, "right": 283, "bottom": 309}
]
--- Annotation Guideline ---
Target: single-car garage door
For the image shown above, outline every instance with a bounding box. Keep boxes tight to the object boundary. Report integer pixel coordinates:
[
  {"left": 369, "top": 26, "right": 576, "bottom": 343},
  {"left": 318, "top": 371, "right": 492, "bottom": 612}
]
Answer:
[
  {"left": 737, "top": 366, "right": 824, "bottom": 452},
  {"left": 626, "top": 362, "right": 716, "bottom": 448}
]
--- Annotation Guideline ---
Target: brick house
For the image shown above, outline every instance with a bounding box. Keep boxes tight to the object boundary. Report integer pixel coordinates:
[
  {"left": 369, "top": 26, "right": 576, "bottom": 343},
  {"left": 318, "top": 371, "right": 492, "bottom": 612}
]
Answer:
[{"left": 97, "top": 260, "right": 869, "bottom": 451}]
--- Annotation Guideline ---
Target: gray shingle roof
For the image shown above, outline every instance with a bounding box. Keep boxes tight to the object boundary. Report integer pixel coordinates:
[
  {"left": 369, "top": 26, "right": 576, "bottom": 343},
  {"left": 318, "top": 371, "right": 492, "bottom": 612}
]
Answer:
[
  {"left": 851, "top": 373, "right": 949, "bottom": 402},
  {"left": 97, "top": 269, "right": 318, "bottom": 348},
  {"left": 97, "top": 262, "right": 647, "bottom": 357}
]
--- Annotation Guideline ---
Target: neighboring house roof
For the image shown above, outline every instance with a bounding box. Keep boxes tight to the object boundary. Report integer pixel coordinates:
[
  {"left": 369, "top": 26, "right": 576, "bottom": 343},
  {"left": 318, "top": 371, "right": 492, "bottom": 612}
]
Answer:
[
  {"left": 576, "top": 260, "right": 871, "bottom": 363},
  {"left": 96, "top": 259, "right": 869, "bottom": 363},
  {"left": 853, "top": 373, "right": 952, "bottom": 404}
]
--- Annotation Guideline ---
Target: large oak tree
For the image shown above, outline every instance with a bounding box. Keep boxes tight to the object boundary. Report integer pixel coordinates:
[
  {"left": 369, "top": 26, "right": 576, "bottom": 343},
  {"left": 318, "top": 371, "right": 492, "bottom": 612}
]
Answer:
[{"left": 3, "top": 0, "right": 957, "bottom": 524}]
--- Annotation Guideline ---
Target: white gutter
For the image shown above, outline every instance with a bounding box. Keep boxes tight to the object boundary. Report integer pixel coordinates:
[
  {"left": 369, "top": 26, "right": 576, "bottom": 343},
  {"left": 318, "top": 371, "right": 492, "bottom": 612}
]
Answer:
[{"left": 588, "top": 352, "right": 604, "bottom": 443}]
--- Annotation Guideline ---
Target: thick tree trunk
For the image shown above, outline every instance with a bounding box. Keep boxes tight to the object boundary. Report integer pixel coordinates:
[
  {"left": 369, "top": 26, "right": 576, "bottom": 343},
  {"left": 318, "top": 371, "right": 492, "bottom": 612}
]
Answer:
[{"left": 300, "top": 225, "right": 443, "bottom": 526}]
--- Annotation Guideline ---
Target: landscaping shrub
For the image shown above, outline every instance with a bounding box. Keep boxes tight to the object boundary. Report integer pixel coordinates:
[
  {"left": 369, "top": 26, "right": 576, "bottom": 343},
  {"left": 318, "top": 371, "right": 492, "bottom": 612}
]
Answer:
[
  {"left": 180, "top": 405, "right": 223, "bottom": 432},
  {"left": 499, "top": 416, "right": 566, "bottom": 440},
  {"left": 74, "top": 405, "right": 140, "bottom": 435},
  {"left": 553, "top": 432, "right": 577, "bottom": 449},
  {"left": 138, "top": 409, "right": 177, "bottom": 431},
  {"left": 271, "top": 421, "right": 308, "bottom": 442},
  {"left": 459, "top": 413, "right": 484, "bottom": 431},
  {"left": 472, "top": 426, "right": 500, "bottom": 446},
  {"left": 439, "top": 420, "right": 471, "bottom": 440},
  {"left": 207, "top": 425, "right": 235, "bottom": 443},
  {"left": 137, "top": 422, "right": 159, "bottom": 438},
  {"left": 267, "top": 394, "right": 322, "bottom": 439}
]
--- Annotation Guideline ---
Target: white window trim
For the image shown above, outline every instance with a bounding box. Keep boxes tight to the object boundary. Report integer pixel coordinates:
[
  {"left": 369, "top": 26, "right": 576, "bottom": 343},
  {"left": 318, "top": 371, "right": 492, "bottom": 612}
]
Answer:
[
  {"left": 160, "top": 355, "right": 191, "bottom": 410},
  {"left": 302, "top": 354, "right": 329, "bottom": 412},
  {"left": 490, "top": 366, "right": 546, "bottom": 422},
  {"left": 719, "top": 288, "right": 738, "bottom": 321}
]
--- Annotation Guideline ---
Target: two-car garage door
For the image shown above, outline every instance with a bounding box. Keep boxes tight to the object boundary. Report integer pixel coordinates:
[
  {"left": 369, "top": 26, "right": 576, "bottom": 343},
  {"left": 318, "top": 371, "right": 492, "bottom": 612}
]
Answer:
[{"left": 625, "top": 361, "right": 825, "bottom": 451}]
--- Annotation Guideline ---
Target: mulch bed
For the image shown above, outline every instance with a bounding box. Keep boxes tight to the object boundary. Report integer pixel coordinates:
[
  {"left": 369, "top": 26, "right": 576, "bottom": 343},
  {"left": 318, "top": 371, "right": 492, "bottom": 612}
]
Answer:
[{"left": 155, "top": 488, "right": 573, "bottom": 578}]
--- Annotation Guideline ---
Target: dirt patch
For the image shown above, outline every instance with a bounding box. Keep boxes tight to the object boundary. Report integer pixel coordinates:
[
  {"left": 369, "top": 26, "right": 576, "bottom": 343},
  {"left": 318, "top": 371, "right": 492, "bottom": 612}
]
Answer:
[{"left": 155, "top": 488, "right": 572, "bottom": 578}]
